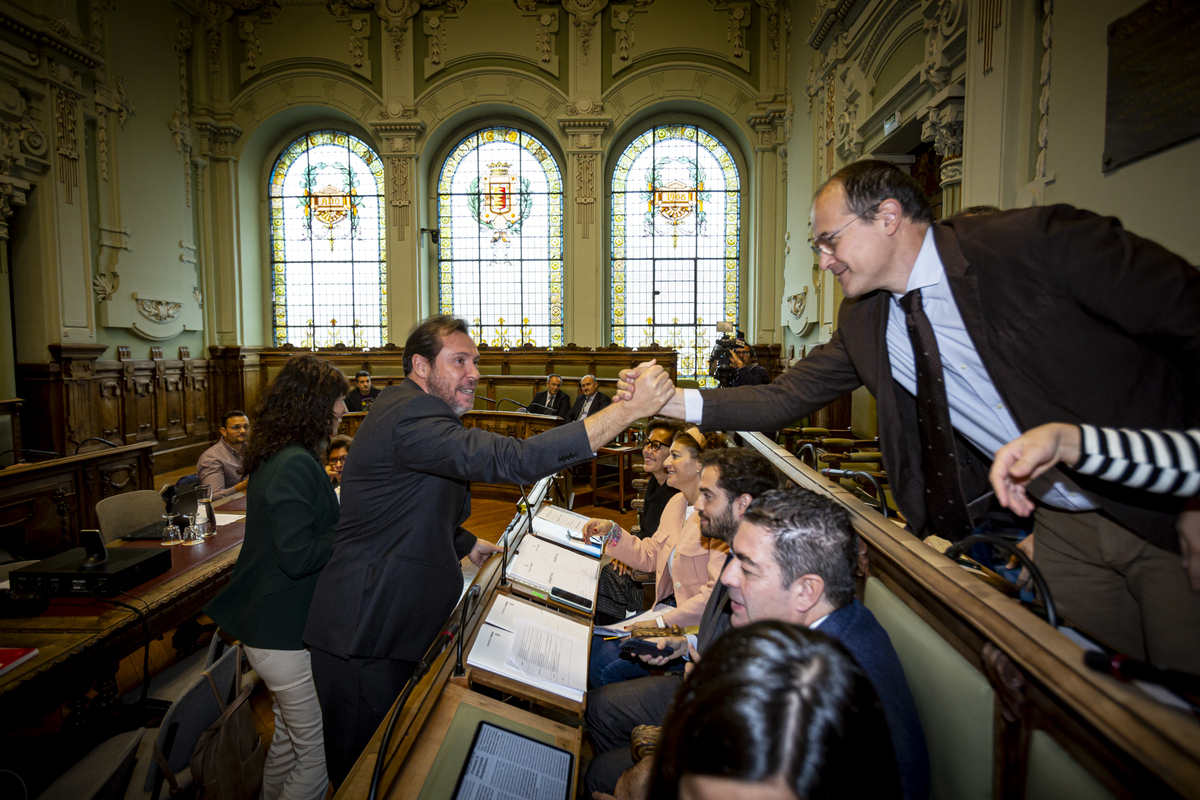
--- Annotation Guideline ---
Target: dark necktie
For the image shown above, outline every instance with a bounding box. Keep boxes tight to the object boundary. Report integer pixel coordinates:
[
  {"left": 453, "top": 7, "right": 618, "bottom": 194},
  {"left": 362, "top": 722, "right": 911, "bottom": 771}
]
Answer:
[{"left": 899, "top": 289, "right": 975, "bottom": 541}]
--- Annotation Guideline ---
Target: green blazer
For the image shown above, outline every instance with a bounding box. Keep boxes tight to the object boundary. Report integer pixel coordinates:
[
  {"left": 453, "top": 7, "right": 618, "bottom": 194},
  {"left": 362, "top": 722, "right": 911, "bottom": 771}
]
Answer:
[{"left": 206, "top": 442, "right": 339, "bottom": 650}]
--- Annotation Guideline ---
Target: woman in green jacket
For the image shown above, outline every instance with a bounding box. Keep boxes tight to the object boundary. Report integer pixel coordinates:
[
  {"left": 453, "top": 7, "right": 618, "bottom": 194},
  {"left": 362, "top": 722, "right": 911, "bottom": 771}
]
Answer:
[{"left": 205, "top": 354, "right": 348, "bottom": 800}]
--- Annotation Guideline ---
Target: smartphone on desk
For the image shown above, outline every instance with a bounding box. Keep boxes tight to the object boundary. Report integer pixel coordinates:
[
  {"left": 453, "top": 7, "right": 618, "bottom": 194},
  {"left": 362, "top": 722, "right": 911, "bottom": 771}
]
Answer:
[{"left": 550, "top": 586, "right": 594, "bottom": 612}]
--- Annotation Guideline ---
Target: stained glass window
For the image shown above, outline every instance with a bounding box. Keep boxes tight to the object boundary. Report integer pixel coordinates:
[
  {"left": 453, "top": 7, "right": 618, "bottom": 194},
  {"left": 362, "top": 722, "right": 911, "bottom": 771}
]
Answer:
[
  {"left": 611, "top": 125, "right": 740, "bottom": 385},
  {"left": 269, "top": 131, "right": 387, "bottom": 348},
  {"left": 437, "top": 127, "right": 564, "bottom": 347}
]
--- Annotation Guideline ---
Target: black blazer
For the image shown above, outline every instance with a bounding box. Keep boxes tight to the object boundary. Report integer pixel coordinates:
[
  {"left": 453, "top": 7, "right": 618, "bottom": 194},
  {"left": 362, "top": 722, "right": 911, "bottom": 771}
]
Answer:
[
  {"left": 531, "top": 389, "right": 571, "bottom": 418},
  {"left": 702, "top": 205, "right": 1200, "bottom": 551},
  {"left": 206, "top": 443, "right": 339, "bottom": 650},
  {"left": 568, "top": 390, "right": 612, "bottom": 421},
  {"left": 305, "top": 379, "right": 594, "bottom": 661}
]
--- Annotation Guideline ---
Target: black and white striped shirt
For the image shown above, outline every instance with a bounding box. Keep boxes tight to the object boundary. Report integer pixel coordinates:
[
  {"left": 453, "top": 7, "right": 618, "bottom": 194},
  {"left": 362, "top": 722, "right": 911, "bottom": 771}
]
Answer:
[{"left": 1074, "top": 425, "right": 1200, "bottom": 497}]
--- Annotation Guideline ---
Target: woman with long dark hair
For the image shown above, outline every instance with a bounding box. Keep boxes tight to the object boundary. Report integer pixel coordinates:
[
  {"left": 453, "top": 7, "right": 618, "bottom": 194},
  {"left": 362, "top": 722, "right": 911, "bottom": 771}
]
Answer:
[
  {"left": 205, "top": 354, "right": 348, "bottom": 800},
  {"left": 649, "top": 621, "right": 902, "bottom": 800}
]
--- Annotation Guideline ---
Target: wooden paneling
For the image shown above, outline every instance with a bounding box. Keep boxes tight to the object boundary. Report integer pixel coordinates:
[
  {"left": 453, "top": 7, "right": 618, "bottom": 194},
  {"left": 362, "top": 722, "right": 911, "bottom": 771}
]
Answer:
[
  {"left": 0, "top": 442, "right": 154, "bottom": 558},
  {"left": 15, "top": 345, "right": 262, "bottom": 475}
]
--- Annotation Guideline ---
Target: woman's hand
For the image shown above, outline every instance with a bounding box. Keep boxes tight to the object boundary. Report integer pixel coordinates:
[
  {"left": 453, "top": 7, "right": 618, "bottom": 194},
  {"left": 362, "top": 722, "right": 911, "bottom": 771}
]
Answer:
[{"left": 583, "top": 518, "right": 614, "bottom": 538}]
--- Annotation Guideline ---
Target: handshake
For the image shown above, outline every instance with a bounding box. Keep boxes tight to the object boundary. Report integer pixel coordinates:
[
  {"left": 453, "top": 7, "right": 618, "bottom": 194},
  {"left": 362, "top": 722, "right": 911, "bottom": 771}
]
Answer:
[{"left": 611, "top": 361, "right": 685, "bottom": 419}]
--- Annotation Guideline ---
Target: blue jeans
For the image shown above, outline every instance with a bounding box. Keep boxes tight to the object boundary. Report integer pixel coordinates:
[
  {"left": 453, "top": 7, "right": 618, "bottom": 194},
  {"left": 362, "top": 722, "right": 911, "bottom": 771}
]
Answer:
[{"left": 588, "top": 634, "right": 684, "bottom": 688}]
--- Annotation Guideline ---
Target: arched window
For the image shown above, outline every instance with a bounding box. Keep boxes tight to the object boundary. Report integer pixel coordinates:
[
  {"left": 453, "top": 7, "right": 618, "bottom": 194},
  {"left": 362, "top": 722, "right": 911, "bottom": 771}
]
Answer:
[
  {"left": 610, "top": 124, "right": 741, "bottom": 385},
  {"left": 269, "top": 131, "right": 386, "bottom": 348},
  {"left": 437, "top": 126, "right": 564, "bottom": 347}
]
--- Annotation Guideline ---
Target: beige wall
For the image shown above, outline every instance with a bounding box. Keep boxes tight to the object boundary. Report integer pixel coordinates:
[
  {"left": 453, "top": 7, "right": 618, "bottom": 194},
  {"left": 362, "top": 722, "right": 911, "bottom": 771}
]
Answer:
[{"left": 3, "top": 0, "right": 1196, "bottom": 402}]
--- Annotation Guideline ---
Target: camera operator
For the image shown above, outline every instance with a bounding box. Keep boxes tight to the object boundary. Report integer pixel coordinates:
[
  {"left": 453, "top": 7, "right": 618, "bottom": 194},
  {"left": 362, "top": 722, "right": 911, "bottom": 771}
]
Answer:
[{"left": 730, "top": 341, "right": 769, "bottom": 387}]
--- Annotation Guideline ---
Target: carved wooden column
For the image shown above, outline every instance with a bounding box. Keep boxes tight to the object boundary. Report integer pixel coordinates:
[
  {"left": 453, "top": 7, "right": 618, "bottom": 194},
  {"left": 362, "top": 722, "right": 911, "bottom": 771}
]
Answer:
[
  {"left": 42, "top": 343, "right": 109, "bottom": 455},
  {"left": 921, "top": 87, "right": 965, "bottom": 216}
]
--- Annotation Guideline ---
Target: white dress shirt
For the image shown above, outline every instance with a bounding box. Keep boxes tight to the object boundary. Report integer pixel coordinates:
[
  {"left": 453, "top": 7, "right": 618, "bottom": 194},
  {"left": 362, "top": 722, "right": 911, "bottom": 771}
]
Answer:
[{"left": 687, "top": 228, "right": 1095, "bottom": 511}]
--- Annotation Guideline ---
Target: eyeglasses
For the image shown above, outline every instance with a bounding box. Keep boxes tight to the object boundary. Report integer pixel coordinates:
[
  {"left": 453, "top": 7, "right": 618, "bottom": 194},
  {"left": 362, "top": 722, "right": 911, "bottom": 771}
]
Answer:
[
  {"left": 809, "top": 203, "right": 880, "bottom": 256},
  {"left": 329, "top": 456, "right": 347, "bottom": 465},
  {"left": 643, "top": 440, "right": 668, "bottom": 453}
]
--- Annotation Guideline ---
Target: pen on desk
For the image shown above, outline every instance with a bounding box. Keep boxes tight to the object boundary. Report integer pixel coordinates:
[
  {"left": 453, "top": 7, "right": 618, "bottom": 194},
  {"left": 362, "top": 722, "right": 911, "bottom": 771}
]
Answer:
[{"left": 603, "top": 635, "right": 621, "bottom": 640}]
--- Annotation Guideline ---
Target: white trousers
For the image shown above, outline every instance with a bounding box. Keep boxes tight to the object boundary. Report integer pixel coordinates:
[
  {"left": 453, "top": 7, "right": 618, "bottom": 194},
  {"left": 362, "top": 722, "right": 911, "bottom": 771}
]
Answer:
[{"left": 243, "top": 646, "right": 330, "bottom": 800}]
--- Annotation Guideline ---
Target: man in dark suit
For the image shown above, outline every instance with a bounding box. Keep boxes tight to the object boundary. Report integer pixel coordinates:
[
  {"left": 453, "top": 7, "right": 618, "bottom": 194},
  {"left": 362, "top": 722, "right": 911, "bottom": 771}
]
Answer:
[
  {"left": 344, "top": 370, "right": 381, "bottom": 411},
  {"left": 586, "top": 484, "right": 929, "bottom": 800},
  {"left": 567, "top": 373, "right": 611, "bottom": 421},
  {"left": 304, "top": 315, "right": 675, "bottom": 787},
  {"left": 531, "top": 373, "right": 571, "bottom": 418},
  {"left": 624, "top": 160, "right": 1200, "bottom": 674}
]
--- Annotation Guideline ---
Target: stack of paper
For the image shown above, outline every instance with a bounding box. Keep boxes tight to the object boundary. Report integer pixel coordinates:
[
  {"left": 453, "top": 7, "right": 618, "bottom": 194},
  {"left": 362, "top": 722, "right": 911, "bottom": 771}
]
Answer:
[
  {"left": 467, "top": 595, "right": 590, "bottom": 703},
  {"left": 531, "top": 506, "right": 602, "bottom": 558},
  {"left": 507, "top": 538, "right": 600, "bottom": 602}
]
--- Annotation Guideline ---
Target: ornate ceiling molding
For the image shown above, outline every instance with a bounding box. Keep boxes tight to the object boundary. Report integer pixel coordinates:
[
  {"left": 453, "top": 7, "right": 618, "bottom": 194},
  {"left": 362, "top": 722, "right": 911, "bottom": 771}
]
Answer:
[
  {"left": 806, "top": 0, "right": 858, "bottom": 50},
  {"left": 0, "top": 11, "right": 104, "bottom": 69}
]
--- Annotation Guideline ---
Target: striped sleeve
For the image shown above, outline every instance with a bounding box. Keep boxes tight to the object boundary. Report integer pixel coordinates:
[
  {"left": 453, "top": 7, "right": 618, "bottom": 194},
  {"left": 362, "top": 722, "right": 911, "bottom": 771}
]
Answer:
[{"left": 1073, "top": 425, "right": 1200, "bottom": 497}]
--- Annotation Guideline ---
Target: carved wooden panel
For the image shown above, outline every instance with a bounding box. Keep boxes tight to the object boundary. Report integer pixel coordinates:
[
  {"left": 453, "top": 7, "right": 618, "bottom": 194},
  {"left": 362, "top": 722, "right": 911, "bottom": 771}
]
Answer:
[
  {"left": 0, "top": 478, "right": 77, "bottom": 558},
  {"left": 96, "top": 378, "right": 123, "bottom": 440}
]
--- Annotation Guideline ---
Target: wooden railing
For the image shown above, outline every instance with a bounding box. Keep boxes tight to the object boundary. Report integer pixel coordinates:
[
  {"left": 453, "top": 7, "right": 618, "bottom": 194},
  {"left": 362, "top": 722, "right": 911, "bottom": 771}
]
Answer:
[{"left": 737, "top": 432, "right": 1200, "bottom": 800}]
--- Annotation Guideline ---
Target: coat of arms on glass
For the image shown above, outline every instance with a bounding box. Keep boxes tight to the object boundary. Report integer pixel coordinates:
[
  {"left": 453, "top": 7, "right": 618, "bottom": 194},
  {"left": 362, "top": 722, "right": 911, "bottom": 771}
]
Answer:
[
  {"left": 611, "top": 125, "right": 740, "bottom": 386},
  {"left": 437, "top": 127, "right": 564, "bottom": 347},
  {"left": 270, "top": 131, "right": 387, "bottom": 348}
]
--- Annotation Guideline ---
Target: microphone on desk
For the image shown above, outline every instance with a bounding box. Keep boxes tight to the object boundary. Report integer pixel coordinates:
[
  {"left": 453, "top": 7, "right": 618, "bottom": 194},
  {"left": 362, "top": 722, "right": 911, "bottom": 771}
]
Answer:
[
  {"left": 1084, "top": 651, "right": 1200, "bottom": 701},
  {"left": 475, "top": 396, "right": 530, "bottom": 412},
  {"left": 455, "top": 584, "right": 482, "bottom": 677},
  {"left": 368, "top": 618, "right": 464, "bottom": 800}
]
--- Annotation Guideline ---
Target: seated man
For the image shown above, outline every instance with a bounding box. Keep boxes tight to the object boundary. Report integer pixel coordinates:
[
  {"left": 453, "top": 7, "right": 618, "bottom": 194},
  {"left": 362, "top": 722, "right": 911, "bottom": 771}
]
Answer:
[
  {"left": 345, "top": 370, "right": 381, "bottom": 412},
  {"left": 325, "top": 434, "right": 352, "bottom": 487},
  {"left": 568, "top": 374, "right": 611, "bottom": 421},
  {"left": 197, "top": 410, "right": 250, "bottom": 500},
  {"left": 731, "top": 341, "right": 769, "bottom": 386},
  {"left": 585, "top": 447, "right": 777, "bottom": 793},
  {"left": 531, "top": 373, "right": 572, "bottom": 418},
  {"left": 586, "top": 485, "right": 930, "bottom": 800}
]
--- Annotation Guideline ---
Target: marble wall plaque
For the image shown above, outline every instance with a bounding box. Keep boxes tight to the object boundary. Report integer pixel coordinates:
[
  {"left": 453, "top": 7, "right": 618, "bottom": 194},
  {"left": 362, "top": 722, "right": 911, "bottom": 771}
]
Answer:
[{"left": 1103, "top": 0, "right": 1200, "bottom": 172}]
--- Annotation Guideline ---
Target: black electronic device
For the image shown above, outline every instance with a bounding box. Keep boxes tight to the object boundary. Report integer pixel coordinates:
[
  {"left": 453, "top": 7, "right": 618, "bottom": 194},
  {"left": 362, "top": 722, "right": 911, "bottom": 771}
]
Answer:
[
  {"left": 10, "top": 546, "right": 171, "bottom": 597},
  {"left": 79, "top": 529, "right": 108, "bottom": 568},
  {"left": 550, "top": 585, "right": 593, "bottom": 612},
  {"left": 618, "top": 636, "right": 672, "bottom": 661}
]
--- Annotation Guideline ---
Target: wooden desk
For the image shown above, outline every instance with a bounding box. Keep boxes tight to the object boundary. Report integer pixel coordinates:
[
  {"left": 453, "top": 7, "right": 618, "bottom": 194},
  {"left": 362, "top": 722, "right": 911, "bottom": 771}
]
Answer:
[
  {"left": 591, "top": 444, "right": 640, "bottom": 512},
  {"left": 0, "top": 441, "right": 156, "bottom": 558},
  {"left": 0, "top": 510, "right": 245, "bottom": 724},
  {"left": 394, "top": 683, "right": 580, "bottom": 800}
]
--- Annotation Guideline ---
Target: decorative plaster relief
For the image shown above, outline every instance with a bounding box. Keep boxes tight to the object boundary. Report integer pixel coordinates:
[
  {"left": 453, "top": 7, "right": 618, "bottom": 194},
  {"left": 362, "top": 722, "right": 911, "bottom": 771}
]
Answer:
[
  {"left": 562, "top": 0, "right": 611, "bottom": 66},
  {"left": 171, "top": 21, "right": 194, "bottom": 207},
  {"left": 1034, "top": 0, "right": 1052, "bottom": 182},
  {"left": 978, "top": 0, "right": 1003, "bottom": 74},
  {"left": 202, "top": 2, "right": 234, "bottom": 75},
  {"left": 54, "top": 88, "right": 79, "bottom": 204},
  {"left": 240, "top": 18, "right": 263, "bottom": 70},
  {"left": 134, "top": 295, "right": 183, "bottom": 323},
  {"left": 575, "top": 152, "right": 596, "bottom": 239},
  {"left": 423, "top": 10, "right": 454, "bottom": 76},
  {"left": 93, "top": 272, "right": 118, "bottom": 302},
  {"left": 922, "top": 0, "right": 963, "bottom": 91},
  {"left": 536, "top": 12, "right": 558, "bottom": 65},
  {"left": 348, "top": 15, "right": 367, "bottom": 67},
  {"left": 94, "top": 78, "right": 134, "bottom": 182}
]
